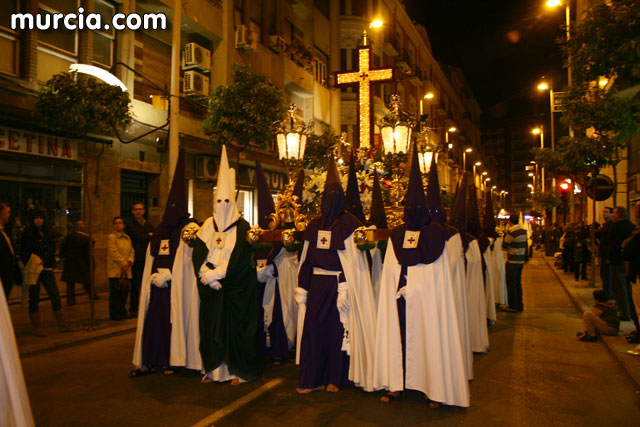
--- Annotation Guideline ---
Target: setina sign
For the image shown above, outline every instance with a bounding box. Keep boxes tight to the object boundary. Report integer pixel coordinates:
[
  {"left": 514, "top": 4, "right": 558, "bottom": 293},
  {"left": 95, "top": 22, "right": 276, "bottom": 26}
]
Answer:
[{"left": 0, "top": 126, "right": 78, "bottom": 160}]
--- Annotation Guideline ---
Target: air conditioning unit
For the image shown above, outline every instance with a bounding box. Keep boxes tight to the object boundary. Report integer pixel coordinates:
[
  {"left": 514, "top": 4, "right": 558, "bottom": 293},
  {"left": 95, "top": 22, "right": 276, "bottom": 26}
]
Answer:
[
  {"left": 195, "top": 156, "right": 218, "bottom": 180},
  {"left": 183, "top": 70, "right": 209, "bottom": 96},
  {"left": 183, "top": 42, "right": 211, "bottom": 72},
  {"left": 268, "top": 34, "right": 285, "bottom": 53},
  {"left": 235, "top": 25, "right": 257, "bottom": 52}
]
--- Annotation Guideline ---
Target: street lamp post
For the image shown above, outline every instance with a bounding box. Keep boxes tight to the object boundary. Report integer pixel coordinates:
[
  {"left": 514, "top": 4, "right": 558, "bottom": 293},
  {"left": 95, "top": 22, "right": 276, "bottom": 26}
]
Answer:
[{"left": 463, "top": 147, "right": 472, "bottom": 172}]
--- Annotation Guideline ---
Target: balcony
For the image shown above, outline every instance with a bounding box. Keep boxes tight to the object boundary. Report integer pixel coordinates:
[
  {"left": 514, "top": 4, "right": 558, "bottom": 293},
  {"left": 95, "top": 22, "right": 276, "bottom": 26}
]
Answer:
[
  {"left": 284, "top": 40, "right": 315, "bottom": 73},
  {"left": 408, "top": 65, "right": 423, "bottom": 86},
  {"left": 383, "top": 29, "right": 398, "bottom": 56},
  {"left": 395, "top": 49, "right": 413, "bottom": 75}
]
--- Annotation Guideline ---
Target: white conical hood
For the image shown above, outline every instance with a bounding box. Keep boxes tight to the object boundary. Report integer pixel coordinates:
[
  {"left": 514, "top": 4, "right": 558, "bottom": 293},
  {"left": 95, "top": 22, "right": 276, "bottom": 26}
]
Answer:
[{"left": 213, "top": 145, "right": 241, "bottom": 231}]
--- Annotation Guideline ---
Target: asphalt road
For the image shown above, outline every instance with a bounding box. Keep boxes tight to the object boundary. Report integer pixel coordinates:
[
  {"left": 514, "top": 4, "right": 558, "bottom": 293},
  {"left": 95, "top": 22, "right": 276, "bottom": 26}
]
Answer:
[{"left": 21, "top": 257, "right": 640, "bottom": 426}]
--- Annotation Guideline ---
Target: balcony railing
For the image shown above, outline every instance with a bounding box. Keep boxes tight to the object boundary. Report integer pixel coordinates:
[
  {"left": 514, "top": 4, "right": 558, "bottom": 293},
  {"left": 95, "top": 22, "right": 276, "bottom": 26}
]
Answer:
[{"left": 285, "top": 40, "right": 315, "bottom": 73}]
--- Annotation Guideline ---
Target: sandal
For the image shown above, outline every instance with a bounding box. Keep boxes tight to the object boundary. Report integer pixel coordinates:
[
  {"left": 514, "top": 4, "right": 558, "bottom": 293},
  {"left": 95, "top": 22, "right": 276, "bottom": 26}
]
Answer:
[
  {"left": 380, "top": 392, "right": 400, "bottom": 403},
  {"left": 425, "top": 398, "right": 441, "bottom": 409},
  {"left": 129, "top": 367, "right": 155, "bottom": 378}
]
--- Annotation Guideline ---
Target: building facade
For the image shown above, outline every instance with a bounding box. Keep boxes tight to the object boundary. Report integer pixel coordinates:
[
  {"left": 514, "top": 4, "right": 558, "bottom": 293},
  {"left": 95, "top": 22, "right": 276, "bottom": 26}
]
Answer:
[{"left": 0, "top": 0, "right": 488, "bottom": 292}]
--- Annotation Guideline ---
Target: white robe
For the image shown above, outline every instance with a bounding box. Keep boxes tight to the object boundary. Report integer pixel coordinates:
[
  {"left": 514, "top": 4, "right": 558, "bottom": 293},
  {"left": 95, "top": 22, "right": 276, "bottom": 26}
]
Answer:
[
  {"left": 492, "top": 237, "right": 508, "bottom": 305},
  {"left": 0, "top": 279, "right": 34, "bottom": 427},
  {"left": 257, "top": 247, "right": 298, "bottom": 348},
  {"left": 295, "top": 232, "right": 377, "bottom": 392},
  {"left": 483, "top": 243, "right": 497, "bottom": 323},
  {"left": 373, "top": 241, "right": 470, "bottom": 407},
  {"left": 466, "top": 240, "right": 489, "bottom": 353},
  {"left": 446, "top": 233, "right": 473, "bottom": 381},
  {"left": 368, "top": 225, "right": 383, "bottom": 307},
  {"left": 132, "top": 240, "right": 202, "bottom": 371}
]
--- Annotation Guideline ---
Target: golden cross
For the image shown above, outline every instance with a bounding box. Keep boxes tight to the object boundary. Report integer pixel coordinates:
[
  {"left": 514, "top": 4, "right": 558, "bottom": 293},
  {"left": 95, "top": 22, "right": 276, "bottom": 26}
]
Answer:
[{"left": 336, "top": 45, "right": 393, "bottom": 150}]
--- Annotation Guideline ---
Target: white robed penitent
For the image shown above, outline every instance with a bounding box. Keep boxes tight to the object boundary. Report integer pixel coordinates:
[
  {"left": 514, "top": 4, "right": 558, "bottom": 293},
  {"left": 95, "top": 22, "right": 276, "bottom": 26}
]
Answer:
[
  {"left": 0, "top": 279, "right": 35, "bottom": 427},
  {"left": 466, "top": 240, "right": 489, "bottom": 353},
  {"left": 483, "top": 241, "right": 497, "bottom": 324},
  {"left": 373, "top": 242, "right": 470, "bottom": 407},
  {"left": 132, "top": 241, "right": 202, "bottom": 371}
]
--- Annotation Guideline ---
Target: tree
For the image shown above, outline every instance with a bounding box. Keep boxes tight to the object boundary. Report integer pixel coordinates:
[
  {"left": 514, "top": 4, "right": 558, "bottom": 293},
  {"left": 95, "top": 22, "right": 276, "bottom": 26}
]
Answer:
[
  {"left": 558, "top": 0, "right": 640, "bottom": 206},
  {"left": 201, "top": 63, "right": 287, "bottom": 154},
  {"left": 35, "top": 71, "right": 132, "bottom": 138},
  {"left": 303, "top": 127, "right": 341, "bottom": 170}
]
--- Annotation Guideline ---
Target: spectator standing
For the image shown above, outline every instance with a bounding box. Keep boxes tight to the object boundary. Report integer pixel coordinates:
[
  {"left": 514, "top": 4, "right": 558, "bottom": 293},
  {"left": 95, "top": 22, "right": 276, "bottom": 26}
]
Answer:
[
  {"left": 21, "top": 211, "right": 73, "bottom": 336},
  {"left": 576, "top": 290, "right": 620, "bottom": 342},
  {"left": 597, "top": 207, "right": 614, "bottom": 299},
  {"left": 107, "top": 216, "right": 134, "bottom": 321},
  {"left": 60, "top": 220, "right": 97, "bottom": 305},
  {"left": 562, "top": 224, "right": 575, "bottom": 273},
  {"left": 609, "top": 207, "right": 637, "bottom": 325},
  {"left": 502, "top": 214, "right": 528, "bottom": 312},
  {"left": 573, "top": 221, "right": 589, "bottom": 281},
  {"left": 125, "top": 203, "right": 154, "bottom": 317},
  {"left": 0, "top": 203, "right": 20, "bottom": 298},
  {"left": 622, "top": 201, "right": 640, "bottom": 343}
]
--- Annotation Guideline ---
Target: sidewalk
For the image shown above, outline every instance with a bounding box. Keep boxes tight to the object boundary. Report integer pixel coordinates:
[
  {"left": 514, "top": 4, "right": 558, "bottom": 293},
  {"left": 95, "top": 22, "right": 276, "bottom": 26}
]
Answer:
[
  {"left": 541, "top": 254, "right": 640, "bottom": 390},
  {"left": 7, "top": 289, "right": 137, "bottom": 357}
]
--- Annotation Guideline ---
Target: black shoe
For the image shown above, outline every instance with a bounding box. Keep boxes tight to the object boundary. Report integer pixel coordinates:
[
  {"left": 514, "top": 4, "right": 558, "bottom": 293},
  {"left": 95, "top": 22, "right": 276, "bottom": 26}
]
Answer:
[
  {"left": 578, "top": 333, "right": 597, "bottom": 342},
  {"left": 501, "top": 306, "right": 518, "bottom": 313}
]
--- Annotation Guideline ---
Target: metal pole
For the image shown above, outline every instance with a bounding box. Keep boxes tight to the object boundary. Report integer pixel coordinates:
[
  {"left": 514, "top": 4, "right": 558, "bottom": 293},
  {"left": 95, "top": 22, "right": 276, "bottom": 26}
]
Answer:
[
  {"left": 540, "top": 125, "right": 545, "bottom": 193},
  {"left": 168, "top": 0, "right": 181, "bottom": 184}
]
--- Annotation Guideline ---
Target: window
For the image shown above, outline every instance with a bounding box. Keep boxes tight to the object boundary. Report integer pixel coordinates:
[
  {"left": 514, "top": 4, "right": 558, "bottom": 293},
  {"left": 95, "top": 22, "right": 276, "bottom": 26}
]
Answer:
[
  {"left": 315, "top": 47, "right": 328, "bottom": 86},
  {"left": 249, "top": 0, "right": 262, "bottom": 43},
  {"left": 234, "top": 0, "right": 244, "bottom": 27},
  {"left": 351, "top": 0, "right": 367, "bottom": 17},
  {"left": 133, "top": 32, "right": 170, "bottom": 104},
  {"left": 93, "top": 0, "right": 115, "bottom": 67},
  {"left": 38, "top": 1, "right": 79, "bottom": 55},
  {"left": 0, "top": 0, "right": 19, "bottom": 75}
]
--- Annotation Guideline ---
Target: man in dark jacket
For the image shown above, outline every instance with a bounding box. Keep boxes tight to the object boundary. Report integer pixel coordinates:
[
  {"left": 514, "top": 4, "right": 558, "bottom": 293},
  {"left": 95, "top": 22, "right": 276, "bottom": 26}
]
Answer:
[
  {"left": 597, "top": 207, "right": 614, "bottom": 299},
  {"left": 622, "top": 201, "right": 640, "bottom": 342},
  {"left": 21, "top": 211, "right": 73, "bottom": 336},
  {"left": 609, "top": 207, "right": 636, "bottom": 325},
  {"left": 0, "top": 202, "right": 20, "bottom": 298},
  {"left": 125, "top": 203, "right": 154, "bottom": 317},
  {"left": 60, "top": 220, "right": 97, "bottom": 305}
]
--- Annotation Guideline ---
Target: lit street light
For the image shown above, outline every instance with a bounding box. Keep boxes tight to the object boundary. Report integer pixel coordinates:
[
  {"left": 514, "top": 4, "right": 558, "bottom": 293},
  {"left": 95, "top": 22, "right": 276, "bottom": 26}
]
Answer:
[{"left": 463, "top": 146, "right": 472, "bottom": 171}]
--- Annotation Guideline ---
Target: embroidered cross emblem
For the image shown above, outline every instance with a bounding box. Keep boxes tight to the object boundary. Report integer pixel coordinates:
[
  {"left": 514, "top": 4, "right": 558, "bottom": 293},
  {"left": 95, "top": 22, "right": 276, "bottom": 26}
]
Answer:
[
  {"left": 407, "top": 237, "right": 415, "bottom": 245},
  {"left": 216, "top": 237, "right": 222, "bottom": 245},
  {"left": 161, "top": 243, "right": 169, "bottom": 251},
  {"left": 320, "top": 237, "right": 328, "bottom": 245}
]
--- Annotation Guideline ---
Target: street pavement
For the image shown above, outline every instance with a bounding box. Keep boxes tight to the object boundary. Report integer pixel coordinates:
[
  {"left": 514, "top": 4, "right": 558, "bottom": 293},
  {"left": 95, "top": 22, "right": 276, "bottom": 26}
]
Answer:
[{"left": 16, "top": 256, "right": 640, "bottom": 426}]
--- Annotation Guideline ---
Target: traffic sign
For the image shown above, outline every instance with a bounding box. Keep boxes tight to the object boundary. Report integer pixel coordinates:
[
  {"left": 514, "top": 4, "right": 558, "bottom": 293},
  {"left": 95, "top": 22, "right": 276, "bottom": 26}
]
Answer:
[{"left": 586, "top": 174, "right": 614, "bottom": 201}]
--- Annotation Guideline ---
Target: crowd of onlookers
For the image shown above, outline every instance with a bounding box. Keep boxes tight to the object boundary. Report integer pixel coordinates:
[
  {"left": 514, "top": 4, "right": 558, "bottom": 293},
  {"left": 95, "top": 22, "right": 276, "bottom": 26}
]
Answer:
[{"left": 0, "top": 201, "right": 155, "bottom": 336}]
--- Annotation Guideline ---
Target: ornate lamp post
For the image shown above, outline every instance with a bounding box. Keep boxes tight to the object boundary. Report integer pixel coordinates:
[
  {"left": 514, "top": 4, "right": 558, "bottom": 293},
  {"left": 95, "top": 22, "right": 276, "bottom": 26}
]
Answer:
[
  {"left": 378, "top": 94, "right": 414, "bottom": 227},
  {"left": 276, "top": 104, "right": 307, "bottom": 180}
]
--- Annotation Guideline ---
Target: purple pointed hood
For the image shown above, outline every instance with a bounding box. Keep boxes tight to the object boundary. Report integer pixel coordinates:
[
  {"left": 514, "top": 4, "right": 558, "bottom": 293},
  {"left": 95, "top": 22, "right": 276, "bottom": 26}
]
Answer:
[
  {"left": 466, "top": 183, "right": 482, "bottom": 239},
  {"left": 367, "top": 172, "right": 388, "bottom": 229},
  {"left": 426, "top": 154, "right": 446, "bottom": 224},
  {"left": 449, "top": 174, "right": 467, "bottom": 238},
  {"left": 255, "top": 161, "right": 275, "bottom": 229},
  {"left": 345, "top": 153, "right": 366, "bottom": 224},
  {"left": 403, "top": 142, "right": 430, "bottom": 231},
  {"left": 321, "top": 156, "right": 345, "bottom": 229},
  {"left": 150, "top": 149, "right": 192, "bottom": 268},
  {"left": 483, "top": 190, "right": 499, "bottom": 238}
]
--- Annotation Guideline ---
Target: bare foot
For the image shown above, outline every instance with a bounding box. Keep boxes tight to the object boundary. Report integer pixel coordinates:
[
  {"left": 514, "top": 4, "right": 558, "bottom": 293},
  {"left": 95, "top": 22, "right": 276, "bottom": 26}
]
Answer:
[
  {"left": 296, "top": 385, "right": 324, "bottom": 394},
  {"left": 380, "top": 391, "right": 401, "bottom": 403},
  {"left": 201, "top": 376, "right": 214, "bottom": 384},
  {"left": 325, "top": 384, "right": 340, "bottom": 393},
  {"left": 230, "top": 378, "right": 241, "bottom": 386},
  {"left": 163, "top": 369, "right": 174, "bottom": 375}
]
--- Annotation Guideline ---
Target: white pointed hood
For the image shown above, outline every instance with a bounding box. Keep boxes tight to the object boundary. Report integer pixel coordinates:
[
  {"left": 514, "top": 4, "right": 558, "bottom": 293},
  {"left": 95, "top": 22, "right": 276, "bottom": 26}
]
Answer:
[{"left": 214, "top": 145, "right": 241, "bottom": 231}]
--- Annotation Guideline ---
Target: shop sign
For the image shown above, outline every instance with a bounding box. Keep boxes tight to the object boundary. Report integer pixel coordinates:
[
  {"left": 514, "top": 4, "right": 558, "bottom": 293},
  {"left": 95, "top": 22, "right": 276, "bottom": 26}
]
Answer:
[{"left": 0, "top": 126, "right": 78, "bottom": 161}]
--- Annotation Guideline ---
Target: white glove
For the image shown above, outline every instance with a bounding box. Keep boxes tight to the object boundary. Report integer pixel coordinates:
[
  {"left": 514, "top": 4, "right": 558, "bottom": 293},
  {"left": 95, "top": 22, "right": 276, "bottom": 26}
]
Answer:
[
  {"left": 294, "top": 287, "right": 308, "bottom": 305},
  {"left": 336, "top": 282, "right": 350, "bottom": 312},
  {"left": 150, "top": 268, "right": 171, "bottom": 288},
  {"left": 199, "top": 264, "right": 223, "bottom": 290},
  {"left": 257, "top": 264, "right": 275, "bottom": 282}
]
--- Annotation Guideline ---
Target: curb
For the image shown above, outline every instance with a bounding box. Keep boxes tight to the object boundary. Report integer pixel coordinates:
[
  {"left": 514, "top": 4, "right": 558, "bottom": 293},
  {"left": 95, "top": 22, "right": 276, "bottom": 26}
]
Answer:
[
  {"left": 19, "top": 324, "right": 137, "bottom": 358},
  {"left": 541, "top": 255, "right": 640, "bottom": 391}
]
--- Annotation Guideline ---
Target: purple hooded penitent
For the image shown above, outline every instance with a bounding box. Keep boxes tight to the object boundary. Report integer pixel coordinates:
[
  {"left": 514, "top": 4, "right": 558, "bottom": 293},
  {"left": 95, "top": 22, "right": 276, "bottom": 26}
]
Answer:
[
  {"left": 483, "top": 190, "right": 499, "bottom": 239},
  {"left": 321, "top": 156, "right": 346, "bottom": 229},
  {"left": 389, "top": 143, "right": 446, "bottom": 266},
  {"left": 449, "top": 173, "right": 468, "bottom": 239},
  {"left": 345, "top": 153, "right": 366, "bottom": 224}
]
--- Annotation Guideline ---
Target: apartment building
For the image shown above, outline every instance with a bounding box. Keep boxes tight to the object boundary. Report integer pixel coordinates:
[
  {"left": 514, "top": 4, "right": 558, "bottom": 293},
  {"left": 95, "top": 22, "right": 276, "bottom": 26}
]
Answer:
[{"left": 0, "top": 0, "right": 487, "bottom": 291}]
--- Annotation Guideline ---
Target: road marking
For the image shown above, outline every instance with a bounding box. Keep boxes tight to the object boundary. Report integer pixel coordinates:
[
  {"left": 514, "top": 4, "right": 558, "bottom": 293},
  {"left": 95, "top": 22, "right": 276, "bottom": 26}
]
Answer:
[{"left": 191, "top": 377, "right": 285, "bottom": 427}]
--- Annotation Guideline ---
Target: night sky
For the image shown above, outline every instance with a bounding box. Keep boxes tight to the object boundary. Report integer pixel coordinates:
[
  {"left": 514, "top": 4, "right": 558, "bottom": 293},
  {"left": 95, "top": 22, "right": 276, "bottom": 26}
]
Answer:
[{"left": 406, "top": 0, "right": 568, "bottom": 116}]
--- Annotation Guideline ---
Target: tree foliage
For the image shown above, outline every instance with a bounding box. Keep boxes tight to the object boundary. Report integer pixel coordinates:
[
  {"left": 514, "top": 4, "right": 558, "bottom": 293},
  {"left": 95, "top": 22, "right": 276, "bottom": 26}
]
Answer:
[
  {"left": 201, "top": 63, "right": 287, "bottom": 152},
  {"left": 303, "top": 127, "right": 341, "bottom": 170},
  {"left": 35, "top": 71, "right": 132, "bottom": 137}
]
